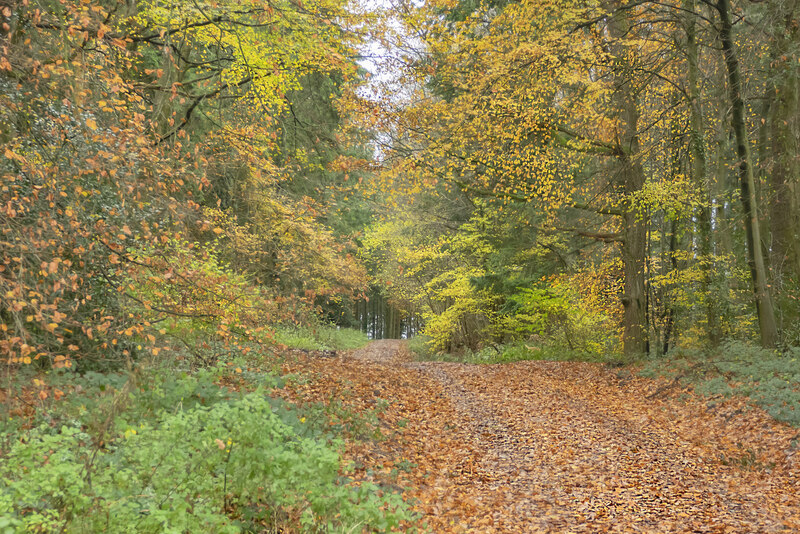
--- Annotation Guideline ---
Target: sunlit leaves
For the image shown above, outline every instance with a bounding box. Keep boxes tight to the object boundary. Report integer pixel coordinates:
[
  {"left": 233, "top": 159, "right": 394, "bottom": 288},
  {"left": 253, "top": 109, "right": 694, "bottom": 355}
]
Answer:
[{"left": 133, "top": 0, "right": 358, "bottom": 124}]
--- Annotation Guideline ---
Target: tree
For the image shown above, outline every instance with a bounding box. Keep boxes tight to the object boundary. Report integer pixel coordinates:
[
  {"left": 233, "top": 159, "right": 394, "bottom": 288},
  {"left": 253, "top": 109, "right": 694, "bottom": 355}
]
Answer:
[
  {"left": 713, "top": 0, "right": 779, "bottom": 347},
  {"left": 0, "top": 0, "right": 371, "bottom": 368},
  {"left": 360, "top": 0, "right": 794, "bottom": 354}
]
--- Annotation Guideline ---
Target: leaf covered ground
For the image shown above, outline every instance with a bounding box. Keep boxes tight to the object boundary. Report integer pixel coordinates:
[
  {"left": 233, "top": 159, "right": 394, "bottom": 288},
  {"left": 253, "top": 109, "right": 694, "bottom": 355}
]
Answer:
[{"left": 280, "top": 340, "right": 800, "bottom": 533}]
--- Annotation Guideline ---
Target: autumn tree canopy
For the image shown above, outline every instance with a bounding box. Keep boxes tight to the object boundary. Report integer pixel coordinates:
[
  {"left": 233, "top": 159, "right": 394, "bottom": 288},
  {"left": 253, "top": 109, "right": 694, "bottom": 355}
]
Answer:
[
  {"left": 3, "top": 0, "right": 800, "bottom": 530},
  {"left": 1, "top": 0, "right": 374, "bottom": 368},
  {"left": 354, "top": 0, "right": 800, "bottom": 356},
  {"left": 2, "top": 0, "right": 800, "bottom": 363}
]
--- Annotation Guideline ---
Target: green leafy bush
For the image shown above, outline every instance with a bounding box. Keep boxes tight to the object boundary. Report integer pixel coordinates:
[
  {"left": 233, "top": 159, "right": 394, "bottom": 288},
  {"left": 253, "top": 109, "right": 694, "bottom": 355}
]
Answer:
[
  {"left": 477, "top": 343, "right": 615, "bottom": 365},
  {"left": 0, "top": 370, "right": 411, "bottom": 533},
  {"left": 505, "top": 285, "right": 617, "bottom": 356},
  {"left": 408, "top": 335, "right": 443, "bottom": 361},
  {"left": 314, "top": 325, "right": 371, "bottom": 351}
]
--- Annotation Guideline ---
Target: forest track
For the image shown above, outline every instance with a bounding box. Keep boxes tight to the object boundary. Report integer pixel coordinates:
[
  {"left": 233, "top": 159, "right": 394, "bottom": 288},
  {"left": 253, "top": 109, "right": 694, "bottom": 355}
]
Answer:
[{"left": 287, "top": 341, "right": 800, "bottom": 533}]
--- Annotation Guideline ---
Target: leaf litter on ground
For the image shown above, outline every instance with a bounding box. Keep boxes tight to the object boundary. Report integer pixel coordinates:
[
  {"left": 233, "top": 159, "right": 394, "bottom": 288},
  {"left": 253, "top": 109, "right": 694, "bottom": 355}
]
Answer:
[{"left": 277, "top": 340, "right": 800, "bottom": 533}]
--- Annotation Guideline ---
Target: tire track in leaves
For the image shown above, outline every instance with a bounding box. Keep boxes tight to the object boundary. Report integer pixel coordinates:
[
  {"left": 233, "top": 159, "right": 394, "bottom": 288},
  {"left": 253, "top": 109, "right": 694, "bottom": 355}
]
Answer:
[
  {"left": 281, "top": 342, "right": 800, "bottom": 533},
  {"left": 410, "top": 360, "right": 799, "bottom": 533}
]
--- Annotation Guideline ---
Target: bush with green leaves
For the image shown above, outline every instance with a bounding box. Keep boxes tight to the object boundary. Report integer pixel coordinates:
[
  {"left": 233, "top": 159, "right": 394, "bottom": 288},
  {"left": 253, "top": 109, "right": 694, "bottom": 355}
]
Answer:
[
  {"left": 0, "top": 370, "right": 412, "bottom": 533},
  {"left": 274, "top": 324, "right": 369, "bottom": 351},
  {"left": 709, "top": 341, "right": 800, "bottom": 426},
  {"left": 407, "top": 335, "right": 433, "bottom": 360},
  {"left": 505, "top": 285, "right": 617, "bottom": 356}
]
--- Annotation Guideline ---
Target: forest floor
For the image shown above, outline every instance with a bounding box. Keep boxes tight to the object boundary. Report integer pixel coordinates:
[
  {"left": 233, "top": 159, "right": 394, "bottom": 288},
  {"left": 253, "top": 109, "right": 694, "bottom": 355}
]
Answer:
[{"left": 280, "top": 340, "right": 800, "bottom": 533}]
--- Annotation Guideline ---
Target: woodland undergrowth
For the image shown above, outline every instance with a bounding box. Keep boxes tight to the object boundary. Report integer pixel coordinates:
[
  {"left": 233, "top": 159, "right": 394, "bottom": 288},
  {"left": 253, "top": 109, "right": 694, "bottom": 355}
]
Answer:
[
  {"left": 0, "top": 326, "right": 420, "bottom": 533},
  {"left": 640, "top": 341, "right": 800, "bottom": 427}
]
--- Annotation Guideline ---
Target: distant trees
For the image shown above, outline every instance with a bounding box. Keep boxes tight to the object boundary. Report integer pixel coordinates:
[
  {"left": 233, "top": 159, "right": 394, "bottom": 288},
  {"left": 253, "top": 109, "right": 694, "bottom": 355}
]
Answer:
[{"left": 363, "top": 0, "right": 800, "bottom": 354}]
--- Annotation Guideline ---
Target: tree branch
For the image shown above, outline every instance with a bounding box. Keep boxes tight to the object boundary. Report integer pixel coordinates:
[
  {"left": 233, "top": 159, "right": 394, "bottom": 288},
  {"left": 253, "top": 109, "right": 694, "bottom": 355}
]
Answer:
[{"left": 156, "top": 76, "right": 252, "bottom": 144}]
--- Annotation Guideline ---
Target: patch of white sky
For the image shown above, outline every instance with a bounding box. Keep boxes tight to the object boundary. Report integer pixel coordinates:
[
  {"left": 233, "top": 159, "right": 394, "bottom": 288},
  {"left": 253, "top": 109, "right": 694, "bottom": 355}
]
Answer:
[
  {"left": 353, "top": 0, "right": 425, "bottom": 97},
  {"left": 350, "top": 0, "right": 427, "bottom": 159}
]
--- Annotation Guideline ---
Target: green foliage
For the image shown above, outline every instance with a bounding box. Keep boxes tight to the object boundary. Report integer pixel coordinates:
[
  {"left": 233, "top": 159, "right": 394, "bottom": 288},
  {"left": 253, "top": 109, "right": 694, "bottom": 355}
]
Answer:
[
  {"left": 505, "top": 283, "right": 618, "bottom": 356},
  {"left": 274, "top": 324, "right": 369, "bottom": 351},
  {"left": 315, "top": 326, "right": 371, "bottom": 351},
  {"left": 0, "top": 365, "right": 412, "bottom": 533},
  {"left": 204, "top": 197, "right": 368, "bottom": 303},
  {"left": 408, "top": 335, "right": 435, "bottom": 360},
  {"left": 362, "top": 201, "right": 555, "bottom": 353},
  {"left": 125, "top": 238, "right": 281, "bottom": 343},
  {"left": 410, "top": 336, "right": 625, "bottom": 366},
  {"left": 1, "top": 0, "right": 371, "bottom": 372},
  {"left": 711, "top": 342, "right": 800, "bottom": 425},
  {"left": 468, "top": 342, "right": 618, "bottom": 365},
  {"left": 419, "top": 268, "right": 498, "bottom": 352}
]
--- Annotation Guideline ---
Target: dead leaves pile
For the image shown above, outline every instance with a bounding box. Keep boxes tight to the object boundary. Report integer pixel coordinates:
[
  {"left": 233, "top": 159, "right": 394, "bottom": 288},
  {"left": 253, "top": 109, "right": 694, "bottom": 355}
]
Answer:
[{"left": 277, "top": 341, "right": 800, "bottom": 533}]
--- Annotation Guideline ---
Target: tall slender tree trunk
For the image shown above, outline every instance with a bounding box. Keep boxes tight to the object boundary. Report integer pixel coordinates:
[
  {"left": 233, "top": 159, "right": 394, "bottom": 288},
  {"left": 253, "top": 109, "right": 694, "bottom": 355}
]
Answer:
[
  {"left": 361, "top": 298, "right": 368, "bottom": 333},
  {"left": 713, "top": 94, "right": 735, "bottom": 263},
  {"left": 662, "top": 219, "right": 679, "bottom": 355},
  {"left": 767, "top": 1, "right": 800, "bottom": 332},
  {"left": 716, "top": 0, "right": 779, "bottom": 348},
  {"left": 608, "top": 3, "right": 648, "bottom": 356},
  {"left": 684, "top": 0, "right": 720, "bottom": 346}
]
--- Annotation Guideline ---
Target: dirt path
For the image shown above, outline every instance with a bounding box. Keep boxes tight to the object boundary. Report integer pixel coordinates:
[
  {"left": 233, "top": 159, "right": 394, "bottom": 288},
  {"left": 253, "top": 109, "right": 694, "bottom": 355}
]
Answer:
[{"left": 288, "top": 341, "right": 800, "bottom": 532}]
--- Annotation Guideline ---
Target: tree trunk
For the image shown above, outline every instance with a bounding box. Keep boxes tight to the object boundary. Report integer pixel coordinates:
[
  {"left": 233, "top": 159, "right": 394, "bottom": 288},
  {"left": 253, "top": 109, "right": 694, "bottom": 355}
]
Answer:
[
  {"left": 716, "top": 0, "right": 779, "bottom": 348},
  {"left": 767, "top": 1, "right": 800, "bottom": 332},
  {"left": 608, "top": 2, "right": 649, "bottom": 356},
  {"left": 684, "top": 0, "right": 720, "bottom": 346},
  {"left": 662, "top": 219, "right": 679, "bottom": 355}
]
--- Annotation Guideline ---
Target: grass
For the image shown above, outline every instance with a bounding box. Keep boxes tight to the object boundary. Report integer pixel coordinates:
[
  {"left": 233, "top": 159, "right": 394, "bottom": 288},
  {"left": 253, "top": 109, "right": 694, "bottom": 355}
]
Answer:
[{"left": 274, "top": 324, "right": 370, "bottom": 351}]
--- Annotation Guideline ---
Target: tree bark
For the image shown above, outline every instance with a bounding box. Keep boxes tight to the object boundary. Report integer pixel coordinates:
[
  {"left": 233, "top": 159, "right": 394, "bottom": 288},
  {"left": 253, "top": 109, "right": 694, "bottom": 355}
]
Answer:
[
  {"left": 716, "top": 0, "right": 779, "bottom": 348},
  {"left": 766, "top": 1, "right": 800, "bottom": 331},
  {"left": 608, "top": 3, "right": 649, "bottom": 356},
  {"left": 684, "top": 0, "right": 721, "bottom": 346}
]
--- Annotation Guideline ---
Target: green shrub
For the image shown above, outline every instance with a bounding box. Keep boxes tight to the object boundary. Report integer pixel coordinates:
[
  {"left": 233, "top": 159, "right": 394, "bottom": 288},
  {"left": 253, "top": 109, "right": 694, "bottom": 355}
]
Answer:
[
  {"left": 274, "top": 326, "right": 322, "bottom": 350},
  {"left": 505, "top": 285, "right": 617, "bottom": 356},
  {"left": 411, "top": 338, "right": 626, "bottom": 366},
  {"left": 488, "top": 343, "right": 617, "bottom": 365},
  {"left": 0, "top": 390, "right": 411, "bottom": 533},
  {"left": 408, "top": 335, "right": 434, "bottom": 360},
  {"left": 314, "top": 325, "right": 370, "bottom": 351},
  {"left": 0, "top": 360, "right": 413, "bottom": 533},
  {"left": 695, "top": 375, "right": 735, "bottom": 397}
]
